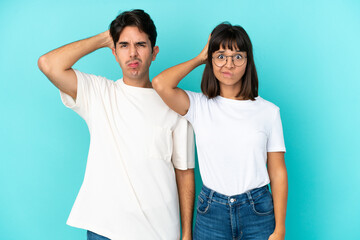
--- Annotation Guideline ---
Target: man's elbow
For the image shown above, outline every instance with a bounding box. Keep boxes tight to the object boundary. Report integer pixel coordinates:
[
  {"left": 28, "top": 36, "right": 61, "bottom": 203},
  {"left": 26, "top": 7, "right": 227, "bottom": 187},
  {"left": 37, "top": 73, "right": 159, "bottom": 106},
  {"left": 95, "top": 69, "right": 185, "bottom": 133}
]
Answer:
[{"left": 175, "top": 168, "right": 195, "bottom": 179}]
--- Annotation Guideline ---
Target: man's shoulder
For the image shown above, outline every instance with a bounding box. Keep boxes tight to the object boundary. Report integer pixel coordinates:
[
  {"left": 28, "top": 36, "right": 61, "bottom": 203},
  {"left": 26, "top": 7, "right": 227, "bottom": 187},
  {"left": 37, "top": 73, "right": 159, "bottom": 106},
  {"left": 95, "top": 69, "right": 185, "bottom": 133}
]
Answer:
[{"left": 74, "top": 69, "right": 115, "bottom": 85}]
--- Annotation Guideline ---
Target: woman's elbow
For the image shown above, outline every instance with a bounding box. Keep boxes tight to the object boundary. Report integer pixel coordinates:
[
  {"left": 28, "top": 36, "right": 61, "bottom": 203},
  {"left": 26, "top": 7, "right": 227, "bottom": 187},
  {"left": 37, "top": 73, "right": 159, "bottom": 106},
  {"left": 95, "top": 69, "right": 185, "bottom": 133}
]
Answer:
[
  {"left": 152, "top": 76, "right": 165, "bottom": 92},
  {"left": 38, "top": 54, "right": 51, "bottom": 75}
]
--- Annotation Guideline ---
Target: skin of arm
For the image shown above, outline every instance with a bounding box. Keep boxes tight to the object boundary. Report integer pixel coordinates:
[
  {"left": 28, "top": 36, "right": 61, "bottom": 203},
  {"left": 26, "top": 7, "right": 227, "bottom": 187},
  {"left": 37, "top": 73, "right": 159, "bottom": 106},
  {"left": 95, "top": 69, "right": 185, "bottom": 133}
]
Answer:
[
  {"left": 267, "top": 152, "right": 288, "bottom": 240},
  {"left": 175, "top": 168, "right": 195, "bottom": 240},
  {"left": 152, "top": 41, "right": 208, "bottom": 237},
  {"left": 152, "top": 40, "right": 209, "bottom": 116},
  {"left": 37, "top": 31, "right": 113, "bottom": 99}
]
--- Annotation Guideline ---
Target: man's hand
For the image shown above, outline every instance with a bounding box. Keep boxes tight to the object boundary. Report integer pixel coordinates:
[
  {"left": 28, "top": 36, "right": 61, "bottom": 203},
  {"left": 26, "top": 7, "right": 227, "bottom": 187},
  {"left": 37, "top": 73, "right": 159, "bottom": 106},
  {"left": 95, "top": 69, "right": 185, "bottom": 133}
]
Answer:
[
  {"left": 100, "top": 30, "right": 115, "bottom": 49},
  {"left": 182, "top": 235, "right": 192, "bottom": 240}
]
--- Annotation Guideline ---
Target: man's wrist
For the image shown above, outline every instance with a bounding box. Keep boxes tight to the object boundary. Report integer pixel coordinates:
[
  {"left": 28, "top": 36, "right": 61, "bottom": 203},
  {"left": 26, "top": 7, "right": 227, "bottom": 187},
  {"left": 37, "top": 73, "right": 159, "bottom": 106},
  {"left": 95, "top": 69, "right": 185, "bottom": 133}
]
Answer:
[
  {"left": 96, "top": 31, "right": 113, "bottom": 49},
  {"left": 181, "top": 228, "right": 192, "bottom": 237},
  {"left": 181, "top": 232, "right": 192, "bottom": 239}
]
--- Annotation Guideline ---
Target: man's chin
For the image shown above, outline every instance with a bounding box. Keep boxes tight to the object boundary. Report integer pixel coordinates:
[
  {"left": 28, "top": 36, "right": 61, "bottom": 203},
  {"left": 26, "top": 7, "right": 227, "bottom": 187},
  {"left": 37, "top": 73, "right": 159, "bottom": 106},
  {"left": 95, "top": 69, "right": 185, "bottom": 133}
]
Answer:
[
  {"left": 123, "top": 71, "right": 141, "bottom": 79},
  {"left": 128, "top": 70, "right": 140, "bottom": 77},
  {"left": 124, "top": 71, "right": 144, "bottom": 80}
]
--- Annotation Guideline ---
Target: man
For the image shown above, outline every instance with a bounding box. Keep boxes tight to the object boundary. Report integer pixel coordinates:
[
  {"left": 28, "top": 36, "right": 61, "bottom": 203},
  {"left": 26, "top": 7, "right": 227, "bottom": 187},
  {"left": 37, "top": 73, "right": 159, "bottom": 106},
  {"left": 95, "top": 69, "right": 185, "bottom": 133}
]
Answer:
[{"left": 38, "top": 9, "right": 195, "bottom": 240}]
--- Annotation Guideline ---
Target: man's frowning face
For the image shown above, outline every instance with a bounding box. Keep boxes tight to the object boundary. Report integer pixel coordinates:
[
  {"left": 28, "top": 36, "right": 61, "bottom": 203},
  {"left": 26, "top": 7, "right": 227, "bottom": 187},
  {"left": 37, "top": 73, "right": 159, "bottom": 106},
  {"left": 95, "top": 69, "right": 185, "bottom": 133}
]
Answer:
[{"left": 112, "top": 26, "right": 159, "bottom": 82}]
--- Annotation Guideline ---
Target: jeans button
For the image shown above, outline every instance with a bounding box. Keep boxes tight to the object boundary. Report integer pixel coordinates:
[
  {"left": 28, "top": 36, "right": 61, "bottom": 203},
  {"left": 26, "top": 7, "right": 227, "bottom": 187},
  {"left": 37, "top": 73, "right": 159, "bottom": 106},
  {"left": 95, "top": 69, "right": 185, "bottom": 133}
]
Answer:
[{"left": 230, "top": 198, "right": 235, "bottom": 203}]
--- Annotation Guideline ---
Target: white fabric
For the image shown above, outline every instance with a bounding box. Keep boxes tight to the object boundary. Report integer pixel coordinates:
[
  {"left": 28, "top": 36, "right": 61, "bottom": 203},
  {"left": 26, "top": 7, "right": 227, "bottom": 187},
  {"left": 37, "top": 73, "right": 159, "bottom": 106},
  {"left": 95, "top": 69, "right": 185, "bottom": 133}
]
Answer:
[
  {"left": 60, "top": 70, "right": 195, "bottom": 240},
  {"left": 184, "top": 91, "right": 285, "bottom": 196}
]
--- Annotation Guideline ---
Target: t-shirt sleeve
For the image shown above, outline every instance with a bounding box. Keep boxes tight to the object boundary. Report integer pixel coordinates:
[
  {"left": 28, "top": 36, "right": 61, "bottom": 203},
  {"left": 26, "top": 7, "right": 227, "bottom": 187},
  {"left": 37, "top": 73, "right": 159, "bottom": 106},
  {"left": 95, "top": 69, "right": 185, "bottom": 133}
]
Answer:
[
  {"left": 183, "top": 90, "right": 199, "bottom": 125},
  {"left": 59, "top": 69, "right": 107, "bottom": 121},
  {"left": 171, "top": 117, "right": 195, "bottom": 170},
  {"left": 267, "top": 108, "right": 286, "bottom": 152}
]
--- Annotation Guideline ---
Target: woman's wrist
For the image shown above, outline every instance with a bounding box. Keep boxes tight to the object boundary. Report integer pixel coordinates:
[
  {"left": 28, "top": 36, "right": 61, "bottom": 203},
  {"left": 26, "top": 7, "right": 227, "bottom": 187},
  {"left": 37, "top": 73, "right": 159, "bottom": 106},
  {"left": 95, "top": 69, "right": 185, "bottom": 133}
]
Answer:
[
  {"left": 193, "top": 55, "right": 206, "bottom": 66},
  {"left": 274, "top": 225, "right": 286, "bottom": 235}
]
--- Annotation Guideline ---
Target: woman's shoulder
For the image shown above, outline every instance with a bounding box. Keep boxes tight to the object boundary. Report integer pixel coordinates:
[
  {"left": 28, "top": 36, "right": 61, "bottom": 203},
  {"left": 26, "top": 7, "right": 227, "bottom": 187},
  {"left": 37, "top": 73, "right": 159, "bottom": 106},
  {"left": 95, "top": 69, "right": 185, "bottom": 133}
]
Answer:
[
  {"left": 256, "top": 96, "right": 280, "bottom": 112},
  {"left": 184, "top": 90, "right": 208, "bottom": 101}
]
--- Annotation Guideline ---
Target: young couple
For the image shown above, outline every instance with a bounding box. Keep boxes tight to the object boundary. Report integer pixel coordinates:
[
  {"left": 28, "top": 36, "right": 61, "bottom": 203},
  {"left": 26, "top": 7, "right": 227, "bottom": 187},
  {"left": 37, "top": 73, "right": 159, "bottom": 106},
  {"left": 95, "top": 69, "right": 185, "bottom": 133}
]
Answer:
[{"left": 38, "top": 9, "right": 287, "bottom": 240}]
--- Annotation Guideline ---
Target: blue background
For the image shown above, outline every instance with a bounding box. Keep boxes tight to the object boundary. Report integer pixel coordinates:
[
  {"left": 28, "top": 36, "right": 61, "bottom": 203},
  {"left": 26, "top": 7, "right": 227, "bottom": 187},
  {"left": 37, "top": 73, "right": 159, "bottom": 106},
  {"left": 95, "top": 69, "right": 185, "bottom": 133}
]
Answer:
[{"left": 1, "top": 0, "right": 359, "bottom": 239}]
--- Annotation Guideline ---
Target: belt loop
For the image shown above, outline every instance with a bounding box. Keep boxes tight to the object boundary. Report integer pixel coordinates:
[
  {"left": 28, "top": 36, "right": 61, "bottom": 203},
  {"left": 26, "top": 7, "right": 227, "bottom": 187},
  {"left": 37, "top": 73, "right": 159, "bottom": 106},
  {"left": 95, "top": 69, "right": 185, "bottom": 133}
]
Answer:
[
  {"left": 246, "top": 191, "right": 254, "bottom": 205},
  {"left": 208, "top": 190, "right": 215, "bottom": 202}
]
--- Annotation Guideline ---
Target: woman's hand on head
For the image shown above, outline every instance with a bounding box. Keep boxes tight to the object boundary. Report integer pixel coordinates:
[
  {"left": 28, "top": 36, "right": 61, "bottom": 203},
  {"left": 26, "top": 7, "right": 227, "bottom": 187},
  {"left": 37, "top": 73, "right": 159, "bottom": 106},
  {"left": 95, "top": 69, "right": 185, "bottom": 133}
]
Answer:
[{"left": 196, "top": 35, "right": 210, "bottom": 64}]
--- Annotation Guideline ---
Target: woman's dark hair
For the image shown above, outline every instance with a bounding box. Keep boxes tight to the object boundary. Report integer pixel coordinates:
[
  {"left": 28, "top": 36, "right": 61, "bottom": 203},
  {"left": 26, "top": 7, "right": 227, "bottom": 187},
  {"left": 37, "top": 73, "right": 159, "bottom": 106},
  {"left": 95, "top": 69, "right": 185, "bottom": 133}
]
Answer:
[
  {"left": 109, "top": 9, "right": 157, "bottom": 50},
  {"left": 201, "top": 23, "right": 258, "bottom": 100}
]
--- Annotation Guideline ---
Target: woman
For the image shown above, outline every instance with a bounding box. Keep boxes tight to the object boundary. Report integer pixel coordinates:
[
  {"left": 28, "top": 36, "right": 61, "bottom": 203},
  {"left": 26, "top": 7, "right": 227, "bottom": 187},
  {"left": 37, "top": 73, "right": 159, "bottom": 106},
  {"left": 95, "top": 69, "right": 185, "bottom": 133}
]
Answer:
[{"left": 152, "top": 23, "right": 288, "bottom": 240}]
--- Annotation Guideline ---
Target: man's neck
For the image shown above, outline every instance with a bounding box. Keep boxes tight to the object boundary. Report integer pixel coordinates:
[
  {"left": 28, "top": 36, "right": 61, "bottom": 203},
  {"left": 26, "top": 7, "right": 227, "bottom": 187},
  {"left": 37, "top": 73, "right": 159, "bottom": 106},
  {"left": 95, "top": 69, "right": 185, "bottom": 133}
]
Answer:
[{"left": 123, "top": 76, "right": 152, "bottom": 88}]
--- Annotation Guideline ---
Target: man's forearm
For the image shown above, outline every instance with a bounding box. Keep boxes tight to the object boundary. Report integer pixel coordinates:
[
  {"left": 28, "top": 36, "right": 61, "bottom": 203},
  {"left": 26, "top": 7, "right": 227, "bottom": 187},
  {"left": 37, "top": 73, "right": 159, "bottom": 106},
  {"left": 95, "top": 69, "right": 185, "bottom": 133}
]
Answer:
[
  {"left": 38, "top": 31, "right": 113, "bottom": 99},
  {"left": 175, "top": 168, "right": 195, "bottom": 239},
  {"left": 39, "top": 31, "right": 112, "bottom": 76}
]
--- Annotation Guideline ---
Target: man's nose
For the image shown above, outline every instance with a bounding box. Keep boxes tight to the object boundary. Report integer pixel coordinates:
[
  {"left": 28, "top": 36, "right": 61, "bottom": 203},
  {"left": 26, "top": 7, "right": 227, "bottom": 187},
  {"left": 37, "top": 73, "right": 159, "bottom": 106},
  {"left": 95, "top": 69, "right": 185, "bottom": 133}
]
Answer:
[{"left": 129, "top": 45, "right": 138, "bottom": 58}]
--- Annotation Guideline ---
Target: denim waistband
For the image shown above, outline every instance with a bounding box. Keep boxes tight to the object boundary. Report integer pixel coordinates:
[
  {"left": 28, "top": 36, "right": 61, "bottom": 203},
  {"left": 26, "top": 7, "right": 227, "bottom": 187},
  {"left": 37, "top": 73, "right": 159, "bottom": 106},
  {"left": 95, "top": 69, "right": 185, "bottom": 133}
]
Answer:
[{"left": 199, "top": 185, "right": 270, "bottom": 206}]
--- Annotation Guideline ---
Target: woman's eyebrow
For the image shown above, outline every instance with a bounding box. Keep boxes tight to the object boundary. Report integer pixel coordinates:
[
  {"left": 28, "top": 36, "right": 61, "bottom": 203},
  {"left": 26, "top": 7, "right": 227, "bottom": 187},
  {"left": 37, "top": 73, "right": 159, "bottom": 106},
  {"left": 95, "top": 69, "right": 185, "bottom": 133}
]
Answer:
[{"left": 215, "top": 50, "right": 243, "bottom": 53}]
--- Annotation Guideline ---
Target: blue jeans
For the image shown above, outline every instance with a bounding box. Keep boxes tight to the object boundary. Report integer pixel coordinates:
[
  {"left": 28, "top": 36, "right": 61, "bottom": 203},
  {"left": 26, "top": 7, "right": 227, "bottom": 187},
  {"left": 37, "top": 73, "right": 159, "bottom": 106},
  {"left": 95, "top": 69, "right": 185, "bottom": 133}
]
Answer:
[
  {"left": 87, "top": 231, "right": 110, "bottom": 240},
  {"left": 194, "top": 185, "right": 275, "bottom": 240}
]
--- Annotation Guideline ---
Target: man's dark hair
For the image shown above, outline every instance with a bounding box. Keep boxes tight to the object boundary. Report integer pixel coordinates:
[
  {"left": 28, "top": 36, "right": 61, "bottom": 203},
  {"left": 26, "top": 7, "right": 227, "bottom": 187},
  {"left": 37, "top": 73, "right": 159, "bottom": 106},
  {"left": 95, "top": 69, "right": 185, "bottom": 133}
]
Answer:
[
  {"left": 201, "top": 23, "right": 258, "bottom": 100},
  {"left": 109, "top": 9, "right": 157, "bottom": 50}
]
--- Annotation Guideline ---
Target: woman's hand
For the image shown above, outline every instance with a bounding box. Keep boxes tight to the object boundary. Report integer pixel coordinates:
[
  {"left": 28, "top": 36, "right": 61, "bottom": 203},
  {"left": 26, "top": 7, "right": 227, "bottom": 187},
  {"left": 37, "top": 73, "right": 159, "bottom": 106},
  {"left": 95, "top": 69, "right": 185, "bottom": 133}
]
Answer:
[
  {"left": 268, "top": 228, "right": 285, "bottom": 240},
  {"left": 196, "top": 35, "right": 210, "bottom": 64}
]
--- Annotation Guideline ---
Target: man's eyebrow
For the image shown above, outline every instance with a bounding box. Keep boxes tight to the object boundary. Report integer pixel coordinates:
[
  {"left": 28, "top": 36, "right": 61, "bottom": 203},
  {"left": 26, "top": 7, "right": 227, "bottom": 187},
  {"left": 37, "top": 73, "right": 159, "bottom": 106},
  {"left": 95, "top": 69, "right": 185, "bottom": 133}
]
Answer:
[{"left": 118, "top": 41, "right": 147, "bottom": 45}]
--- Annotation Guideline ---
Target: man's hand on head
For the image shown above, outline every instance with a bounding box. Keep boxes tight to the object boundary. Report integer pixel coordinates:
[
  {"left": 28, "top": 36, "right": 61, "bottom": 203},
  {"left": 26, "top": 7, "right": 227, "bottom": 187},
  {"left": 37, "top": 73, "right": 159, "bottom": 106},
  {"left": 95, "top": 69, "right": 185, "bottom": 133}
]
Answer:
[{"left": 100, "top": 30, "right": 114, "bottom": 49}]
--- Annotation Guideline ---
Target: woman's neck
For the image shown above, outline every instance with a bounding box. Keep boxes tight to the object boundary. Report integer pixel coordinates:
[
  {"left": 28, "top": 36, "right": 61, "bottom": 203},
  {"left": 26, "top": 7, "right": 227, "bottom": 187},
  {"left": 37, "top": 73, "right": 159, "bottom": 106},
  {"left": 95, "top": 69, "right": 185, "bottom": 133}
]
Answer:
[{"left": 220, "top": 84, "right": 245, "bottom": 100}]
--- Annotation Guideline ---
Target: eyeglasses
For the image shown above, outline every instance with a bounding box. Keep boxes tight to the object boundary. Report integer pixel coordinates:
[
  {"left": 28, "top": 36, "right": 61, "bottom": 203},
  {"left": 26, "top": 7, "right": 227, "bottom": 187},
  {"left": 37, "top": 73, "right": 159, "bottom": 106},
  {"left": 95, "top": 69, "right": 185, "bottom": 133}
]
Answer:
[{"left": 212, "top": 53, "right": 247, "bottom": 67}]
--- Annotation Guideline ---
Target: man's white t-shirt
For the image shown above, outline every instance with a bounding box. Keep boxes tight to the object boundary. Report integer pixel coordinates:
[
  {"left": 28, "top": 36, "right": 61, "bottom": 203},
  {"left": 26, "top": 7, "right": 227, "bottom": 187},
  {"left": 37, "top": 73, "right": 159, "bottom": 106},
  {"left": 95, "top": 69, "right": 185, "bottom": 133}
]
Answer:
[
  {"left": 60, "top": 70, "right": 195, "bottom": 240},
  {"left": 184, "top": 91, "right": 285, "bottom": 196}
]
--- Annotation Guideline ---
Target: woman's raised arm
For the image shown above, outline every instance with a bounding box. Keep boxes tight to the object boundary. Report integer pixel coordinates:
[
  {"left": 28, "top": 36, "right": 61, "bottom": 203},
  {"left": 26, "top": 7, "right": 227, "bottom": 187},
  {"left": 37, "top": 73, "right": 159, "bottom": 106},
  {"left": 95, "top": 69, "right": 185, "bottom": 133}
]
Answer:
[{"left": 152, "top": 39, "right": 208, "bottom": 116}]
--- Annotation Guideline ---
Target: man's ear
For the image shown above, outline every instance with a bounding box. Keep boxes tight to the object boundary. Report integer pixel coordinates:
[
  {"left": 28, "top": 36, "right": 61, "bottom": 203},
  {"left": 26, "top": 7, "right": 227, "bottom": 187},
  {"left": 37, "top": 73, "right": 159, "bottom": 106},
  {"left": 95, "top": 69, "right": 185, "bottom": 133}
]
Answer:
[
  {"left": 152, "top": 46, "right": 159, "bottom": 61},
  {"left": 112, "top": 47, "right": 119, "bottom": 62}
]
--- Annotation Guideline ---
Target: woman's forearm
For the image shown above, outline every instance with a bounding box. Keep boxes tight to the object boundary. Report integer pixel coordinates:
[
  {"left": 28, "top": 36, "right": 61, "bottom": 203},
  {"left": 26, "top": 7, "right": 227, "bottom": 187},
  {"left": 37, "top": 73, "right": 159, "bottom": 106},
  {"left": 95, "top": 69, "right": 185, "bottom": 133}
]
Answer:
[
  {"left": 152, "top": 55, "right": 206, "bottom": 115},
  {"left": 152, "top": 38, "right": 209, "bottom": 115},
  {"left": 267, "top": 152, "right": 287, "bottom": 239},
  {"left": 153, "top": 37, "right": 208, "bottom": 92},
  {"left": 270, "top": 167, "right": 288, "bottom": 234},
  {"left": 152, "top": 56, "right": 203, "bottom": 91}
]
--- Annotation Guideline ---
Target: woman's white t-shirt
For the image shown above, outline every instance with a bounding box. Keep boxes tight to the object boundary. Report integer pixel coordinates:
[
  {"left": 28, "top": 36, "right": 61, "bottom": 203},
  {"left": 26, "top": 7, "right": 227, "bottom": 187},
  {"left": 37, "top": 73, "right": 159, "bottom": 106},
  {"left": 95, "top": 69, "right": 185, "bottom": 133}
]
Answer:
[
  {"left": 60, "top": 70, "right": 195, "bottom": 240},
  {"left": 184, "top": 91, "right": 285, "bottom": 196}
]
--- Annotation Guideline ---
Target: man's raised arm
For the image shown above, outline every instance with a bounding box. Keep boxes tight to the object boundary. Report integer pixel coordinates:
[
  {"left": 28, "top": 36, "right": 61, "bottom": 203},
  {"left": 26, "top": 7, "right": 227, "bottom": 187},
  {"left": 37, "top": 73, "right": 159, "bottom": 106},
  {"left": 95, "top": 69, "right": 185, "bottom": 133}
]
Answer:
[{"left": 37, "top": 30, "right": 113, "bottom": 99}]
